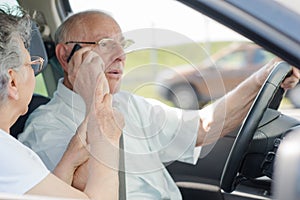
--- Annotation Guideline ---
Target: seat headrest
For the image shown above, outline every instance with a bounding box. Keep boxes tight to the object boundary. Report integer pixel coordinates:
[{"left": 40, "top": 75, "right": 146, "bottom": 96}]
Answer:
[{"left": 29, "top": 21, "right": 48, "bottom": 76}]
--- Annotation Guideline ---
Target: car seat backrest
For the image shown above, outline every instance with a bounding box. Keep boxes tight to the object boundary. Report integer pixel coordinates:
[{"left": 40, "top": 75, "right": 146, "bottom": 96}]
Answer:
[
  {"left": 29, "top": 21, "right": 48, "bottom": 74},
  {"left": 10, "top": 94, "right": 50, "bottom": 138}
]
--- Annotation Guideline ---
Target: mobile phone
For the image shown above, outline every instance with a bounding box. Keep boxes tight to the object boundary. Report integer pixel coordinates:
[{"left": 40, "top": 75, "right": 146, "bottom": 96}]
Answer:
[{"left": 67, "top": 44, "right": 82, "bottom": 63}]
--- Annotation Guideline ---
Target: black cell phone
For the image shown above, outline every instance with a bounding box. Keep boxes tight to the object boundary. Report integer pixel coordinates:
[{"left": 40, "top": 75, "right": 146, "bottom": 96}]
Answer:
[{"left": 67, "top": 44, "right": 82, "bottom": 63}]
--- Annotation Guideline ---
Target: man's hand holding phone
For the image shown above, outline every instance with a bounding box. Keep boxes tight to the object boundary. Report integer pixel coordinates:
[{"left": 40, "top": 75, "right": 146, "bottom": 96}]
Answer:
[
  {"left": 67, "top": 44, "right": 82, "bottom": 63},
  {"left": 67, "top": 44, "right": 108, "bottom": 109}
]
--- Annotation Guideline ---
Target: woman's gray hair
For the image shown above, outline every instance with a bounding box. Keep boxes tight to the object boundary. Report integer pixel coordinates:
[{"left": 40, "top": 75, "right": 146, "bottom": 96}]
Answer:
[{"left": 0, "top": 5, "right": 31, "bottom": 105}]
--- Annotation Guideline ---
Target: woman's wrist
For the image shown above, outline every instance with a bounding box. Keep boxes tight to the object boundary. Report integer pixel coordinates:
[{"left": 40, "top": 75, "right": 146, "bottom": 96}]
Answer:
[{"left": 53, "top": 155, "right": 76, "bottom": 185}]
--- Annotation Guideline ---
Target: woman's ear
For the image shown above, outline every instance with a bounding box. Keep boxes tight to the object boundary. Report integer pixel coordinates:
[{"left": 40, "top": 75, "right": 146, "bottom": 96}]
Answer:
[
  {"left": 7, "top": 69, "right": 19, "bottom": 100},
  {"left": 56, "top": 43, "right": 69, "bottom": 72}
]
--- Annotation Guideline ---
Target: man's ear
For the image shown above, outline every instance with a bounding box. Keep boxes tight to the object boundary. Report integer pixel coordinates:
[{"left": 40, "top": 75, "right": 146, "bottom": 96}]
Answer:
[
  {"left": 56, "top": 43, "right": 69, "bottom": 72},
  {"left": 7, "top": 69, "right": 19, "bottom": 100}
]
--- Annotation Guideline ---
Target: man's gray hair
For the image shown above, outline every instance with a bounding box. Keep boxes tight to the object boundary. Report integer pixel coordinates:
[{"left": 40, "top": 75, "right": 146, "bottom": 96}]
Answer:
[
  {"left": 54, "top": 10, "right": 113, "bottom": 45},
  {"left": 0, "top": 5, "right": 32, "bottom": 105}
]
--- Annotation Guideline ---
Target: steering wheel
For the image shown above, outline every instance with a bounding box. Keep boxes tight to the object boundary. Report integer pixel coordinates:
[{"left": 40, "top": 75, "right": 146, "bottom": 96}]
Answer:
[{"left": 220, "top": 61, "right": 292, "bottom": 193}]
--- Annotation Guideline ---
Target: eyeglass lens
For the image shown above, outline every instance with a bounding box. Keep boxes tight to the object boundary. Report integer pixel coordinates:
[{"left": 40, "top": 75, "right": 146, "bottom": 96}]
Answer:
[
  {"left": 97, "top": 38, "right": 134, "bottom": 52},
  {"left": 30, "top": 56, "right": 44, "bottom": 75}
]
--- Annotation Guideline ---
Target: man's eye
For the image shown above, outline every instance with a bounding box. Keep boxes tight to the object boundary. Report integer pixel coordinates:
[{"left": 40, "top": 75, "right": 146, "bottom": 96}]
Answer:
[
  {"left": 120, "top": 41, "right": 126, "bottom": 48},
  {"left": 100, "top": 42, "right": 107, "bottom": 47}
]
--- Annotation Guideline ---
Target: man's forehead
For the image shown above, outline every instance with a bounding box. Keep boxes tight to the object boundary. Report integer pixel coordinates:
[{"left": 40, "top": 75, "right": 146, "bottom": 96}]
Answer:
[
  {"left": 78, "top": 15, "right": 122, "bottom": 38},
  {"left": 80, "top": 13, "right": 120, "bottom": 29}
]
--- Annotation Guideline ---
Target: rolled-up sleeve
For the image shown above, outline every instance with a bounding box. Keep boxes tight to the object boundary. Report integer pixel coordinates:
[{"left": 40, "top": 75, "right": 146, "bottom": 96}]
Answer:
[{"left": 135, "top": 98, "right": 202, "bottom": 165}]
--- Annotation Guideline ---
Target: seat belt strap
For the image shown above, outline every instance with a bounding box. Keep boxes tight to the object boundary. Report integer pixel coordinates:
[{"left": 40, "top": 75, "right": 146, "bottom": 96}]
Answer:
[{"left": 119, "top": 135, "right": 126, "bottom": 200}]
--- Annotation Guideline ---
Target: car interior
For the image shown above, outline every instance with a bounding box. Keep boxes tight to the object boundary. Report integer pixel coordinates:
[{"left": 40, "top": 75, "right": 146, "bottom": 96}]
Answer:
[{"left": 2, "top": 0, "right": 300, "bottom": 199}]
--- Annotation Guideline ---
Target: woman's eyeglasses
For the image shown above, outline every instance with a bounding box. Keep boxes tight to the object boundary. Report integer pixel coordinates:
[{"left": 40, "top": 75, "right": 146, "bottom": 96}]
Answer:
[{"left": 28, "top": 56, "right": 45, "bottom": 75}]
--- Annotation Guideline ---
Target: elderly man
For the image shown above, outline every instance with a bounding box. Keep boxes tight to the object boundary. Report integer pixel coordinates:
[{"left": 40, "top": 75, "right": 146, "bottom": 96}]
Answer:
[{"left": 19, "top": 10, "right": 299, "bottom": 199}]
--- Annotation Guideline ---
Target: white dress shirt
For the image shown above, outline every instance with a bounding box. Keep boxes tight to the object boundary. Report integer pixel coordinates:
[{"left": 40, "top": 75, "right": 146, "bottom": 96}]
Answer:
[{"left": 19, "top": 78, "right": 201, "bottom": 199}]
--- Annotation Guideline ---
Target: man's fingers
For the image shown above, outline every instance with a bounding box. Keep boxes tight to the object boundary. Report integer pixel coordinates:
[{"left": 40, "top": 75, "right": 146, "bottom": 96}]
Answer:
[
  {"left": 103, "top": 93, "right": 113, "bottom": 108},
  {"left": 280, "top": 67, "right": 300, "bottom": 89},
  {"left": 292, "top": 67, "right": 300, "bottom": 79},
  {"left": 102, "top": 72, "right": 110, "bottom": 95},
  {"left": 281, "top": 76, "right": 299, "bottom": 89},
  {"left": 81, "top": 50, "right": 101, "bottom": 66},
  {"left": 94, "top": 72, "right": 110, "bottom": 101},
  {"left": 69, "top": 46, "right": 93, "bottom": 67},
  {"left": 95, "top": 73, "right": 105, "bottom": 102},
  {"left": 113, "top": 108, "right": 125, "bottom": 129},
  {"left": 77, "top": 116, "right": 89, "bottom": 143},
  {"left": 67, "top": 46, "right": 93, "bottom": 85}
]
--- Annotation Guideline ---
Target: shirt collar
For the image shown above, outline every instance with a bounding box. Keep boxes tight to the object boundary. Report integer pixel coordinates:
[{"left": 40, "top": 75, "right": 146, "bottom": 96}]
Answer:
[
  {"left": 55, "top": 78, "right": 123, "bottom": 111},
  {"left": 56, "top": 78, "right": 86, "bottom": 112}
]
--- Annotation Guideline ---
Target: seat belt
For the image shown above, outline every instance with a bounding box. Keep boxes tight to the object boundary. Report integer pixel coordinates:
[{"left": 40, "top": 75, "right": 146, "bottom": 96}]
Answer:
[{"left": 119, "top": 135, "right": 126, "bottom": 200}]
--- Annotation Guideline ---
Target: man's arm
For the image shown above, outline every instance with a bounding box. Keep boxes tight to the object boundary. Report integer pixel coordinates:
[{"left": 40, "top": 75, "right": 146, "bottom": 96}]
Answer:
[{"left": 196, "top": 60, "right": 300, "bottom": 146}]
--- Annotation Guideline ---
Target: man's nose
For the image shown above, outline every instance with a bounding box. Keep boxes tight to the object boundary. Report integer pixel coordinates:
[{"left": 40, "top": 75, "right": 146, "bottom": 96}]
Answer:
[{"left": 110, "top": 44, "right": 126, "bottom": 62}]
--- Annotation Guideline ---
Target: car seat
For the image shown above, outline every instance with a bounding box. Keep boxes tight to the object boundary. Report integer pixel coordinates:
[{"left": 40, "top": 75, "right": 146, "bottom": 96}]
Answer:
[
  {"left": 10, "top": 21, "right": 50, "bottom": 138},
  {"left": 272, "top": 126, "right": 300, "bottom": 200},
  {"left": 10, "top": 94, "right": 50, "bottom": 138}
]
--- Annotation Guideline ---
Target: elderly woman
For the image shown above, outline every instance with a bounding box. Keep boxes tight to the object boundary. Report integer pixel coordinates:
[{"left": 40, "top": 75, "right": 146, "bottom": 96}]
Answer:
[{"left": 0, "top": 6, "right": 123, "bottom": 199}]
